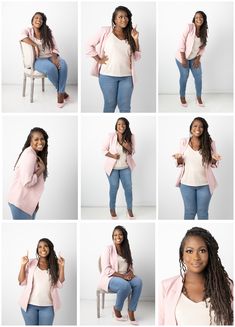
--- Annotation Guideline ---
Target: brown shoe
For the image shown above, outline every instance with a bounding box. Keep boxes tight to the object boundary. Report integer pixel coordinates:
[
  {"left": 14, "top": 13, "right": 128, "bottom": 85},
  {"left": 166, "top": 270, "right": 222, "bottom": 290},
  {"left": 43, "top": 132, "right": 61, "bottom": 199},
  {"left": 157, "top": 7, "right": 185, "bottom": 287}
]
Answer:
[{"left": 57, "top": 93, "right": 64, "bottom": 108}]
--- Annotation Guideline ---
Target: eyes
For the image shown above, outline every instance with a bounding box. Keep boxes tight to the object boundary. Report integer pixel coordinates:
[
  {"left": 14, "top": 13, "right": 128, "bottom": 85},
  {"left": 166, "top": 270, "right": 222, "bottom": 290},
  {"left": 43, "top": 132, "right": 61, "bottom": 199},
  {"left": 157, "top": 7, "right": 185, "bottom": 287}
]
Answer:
[{"left": 185, "top": 248, "right": 207, "bottom": 254}]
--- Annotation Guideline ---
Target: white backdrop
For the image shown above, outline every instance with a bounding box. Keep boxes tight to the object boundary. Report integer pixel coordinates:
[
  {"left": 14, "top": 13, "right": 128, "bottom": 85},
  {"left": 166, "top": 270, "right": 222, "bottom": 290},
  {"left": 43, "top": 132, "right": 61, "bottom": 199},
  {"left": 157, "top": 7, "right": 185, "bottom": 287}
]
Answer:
[
  {"left": 81, "top": 115, "right": 156, "bottom": 207},
  {"left": 3, "top": 115, "right": 78, "bottom": 220},
  {"left": 2, "top": 222, "right": 77, "bottom": 325},
  {"left": 81, "top": 2, "right": 156, "bottom": 112},
  {"left": 158, "top": 221, "right": 233, "bottom": 281},
  {"left": 2, "top": 1, "right": 78, "bottom": 84},
  {"left": 158, "top": 115, "right": 233, "bottom": 220},
  {"left": 158, "top": 2, "right": 233, "bottom": 94},
  {"left": 80, "top": 221, "right": 155, "bottom": 300}
]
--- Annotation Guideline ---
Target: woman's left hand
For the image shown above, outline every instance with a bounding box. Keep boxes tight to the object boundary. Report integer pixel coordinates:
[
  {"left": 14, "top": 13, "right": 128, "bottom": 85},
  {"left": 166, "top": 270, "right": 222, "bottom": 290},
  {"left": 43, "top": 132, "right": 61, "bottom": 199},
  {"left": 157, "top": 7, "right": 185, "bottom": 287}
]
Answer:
[
  {"left": 193, "top": 58, "right": 200, "bottom": 68},
  {"left": 51, "top": 55, "right": 61, "bottom": 69},
  {"left": 131, "top": 25, "right": 139, "bottom": 41},
  {"left": 124, "top": 270, "right": 135, "bottom": 280},
  {"left": 212, "top": 153, "right": 222, "bottom": 161},
  {"left": 57, "top": 256, "right": 65, "bottom": 267}
]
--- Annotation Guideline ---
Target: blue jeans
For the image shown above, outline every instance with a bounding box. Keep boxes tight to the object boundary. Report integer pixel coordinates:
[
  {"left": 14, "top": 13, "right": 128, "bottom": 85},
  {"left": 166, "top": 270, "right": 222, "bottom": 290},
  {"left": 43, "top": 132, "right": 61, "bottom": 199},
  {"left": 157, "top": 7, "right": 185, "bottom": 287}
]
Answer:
[
  {"left": 109, "top": 276, "right": 142, "bottom": 311},
  {"left": 34, "top": 57, "right": 67, "bottom": 93},
  {"left": 176, "top": 58, "right": 202, "bottom": 97},
  {"left": 180, "top": 184, "right": 212, "bottom": 220},
  {"left": 8, "top": 203, "right": 36, "bottom": 220},
  {"left": 107, "top": 168, "right": 132, "bottom": 210},
  {"left": 99, "top": 74, "right": 133, "bottom": 112},
  {"left": 21, "top": 304, "right": 54, "bottom": 325}
]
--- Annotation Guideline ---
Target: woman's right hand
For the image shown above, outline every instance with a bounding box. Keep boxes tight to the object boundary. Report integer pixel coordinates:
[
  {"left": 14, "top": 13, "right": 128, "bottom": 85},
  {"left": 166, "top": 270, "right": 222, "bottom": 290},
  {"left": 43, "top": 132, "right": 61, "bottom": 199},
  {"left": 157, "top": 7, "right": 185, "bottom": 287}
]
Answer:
[
  {"left": 35, "top": 157, "right": 45, "bottom": 177},
  {"left": 34, "top": 45, "right": 40, "bottom": 58},
  {"left": 98, "top": 55, "right": 108, "bottom": 65},
  {"left": 113, "top": 153, "right": 120, "bottom": 160},
  {"left": 21, "top": 252, "right": 29, "bottom": 266},
  {"left": 181, "top": 58, "right": 188, "bottom": 68},
  {"left": 172, "top": 153, "right": 184, "bottom": 165}
]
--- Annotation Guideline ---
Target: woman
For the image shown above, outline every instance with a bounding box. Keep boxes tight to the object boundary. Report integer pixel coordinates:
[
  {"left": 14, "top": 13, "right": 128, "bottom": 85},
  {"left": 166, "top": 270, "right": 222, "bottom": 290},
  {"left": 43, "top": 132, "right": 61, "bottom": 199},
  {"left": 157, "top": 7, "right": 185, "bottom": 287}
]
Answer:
[
  {"left": 99, "top": 226, "right": 142, "bottom": 324},
  {"left": 176, "top": 11, "right": 208, "bottom": 107},
  {"left": 87, "top": 6, "right": 141, "bottom": 112},
  {"left": 102, "top": 117, "right": 135, "bottom": 219},
  {"left": 20, "top": 12, "right": 68, "bottom": 108},
  {"left": 18, "top": 238, "right": 65, "bottom": 325},
  {"left": 173, "top": 117, "right": 221, "bottom": 219},
  {"left": 8, "top": 127, "right": 48, "bottom": 220},
  {"left": 159, "top": 227, "right": 233, "bottom": 325}
]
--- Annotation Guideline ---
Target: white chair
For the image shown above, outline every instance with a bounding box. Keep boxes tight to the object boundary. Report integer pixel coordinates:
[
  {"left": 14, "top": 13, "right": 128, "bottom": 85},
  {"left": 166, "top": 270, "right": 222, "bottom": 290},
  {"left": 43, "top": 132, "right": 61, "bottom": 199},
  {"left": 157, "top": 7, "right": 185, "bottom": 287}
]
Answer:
[
  {"left": 20, "top": 41, "right": 47, "bottom": 103},
  {"left": 96, "top": 257, "right": 130, "bottom": 318}
]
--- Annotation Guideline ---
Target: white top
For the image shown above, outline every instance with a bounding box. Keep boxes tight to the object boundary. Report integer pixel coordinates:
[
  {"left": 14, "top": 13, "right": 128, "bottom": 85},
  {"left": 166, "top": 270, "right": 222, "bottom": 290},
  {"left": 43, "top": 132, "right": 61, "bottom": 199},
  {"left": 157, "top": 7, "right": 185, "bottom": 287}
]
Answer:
[
  {"left": 33, "top": 38, "right": 52, "bottom": 58},
  {"left": 176, "top": 293, "right": 216, "bottom": 325},
  {"left": 29, "top": 267, "right": 53, "bottom": 306},
  {"left": 113, "top": 142, "right": 128, "bottom": 170},
  {"left": 100, "top": 32, "right": 131, "bottom": 77},
  {"left": 188, "top": 36, "right": 202, "bottom": 60},
  {"left": 117, "top": 255, "right": 128, "bottom": 274},
  {"left": 181, "top": 145, "right": 208, "bottom": 186}
]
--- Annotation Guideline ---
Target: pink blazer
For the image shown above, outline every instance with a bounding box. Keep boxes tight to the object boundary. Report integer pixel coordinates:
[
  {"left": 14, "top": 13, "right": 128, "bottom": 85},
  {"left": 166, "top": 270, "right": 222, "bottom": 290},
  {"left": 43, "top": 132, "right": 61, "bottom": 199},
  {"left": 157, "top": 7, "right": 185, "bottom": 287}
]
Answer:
[
  {"left": 19, "top": 259, "right": 63, "bottom": 312},
  {"left": 86, "top": 26, "right": 141, "bottom": 83},
  {"left": 175, "top": 138, "right": 218, "bottom": 194},
  {"left": 159, "top": 275, "right": 183, "bottom": 325},
  {"left": 176, "top": 23, "right": 206, "bottom": 63},
  {"left": 98, "top": 244, "right": 118, "bottom": 292},
  {"left": 102, "top": 132, "right": 136, "bottom": 176},
  {"left": 8, "top": 146, "right": 44, "bottom": 215},
  {"left": 20, "top": 27, "right": 60, "bottom": 55}
]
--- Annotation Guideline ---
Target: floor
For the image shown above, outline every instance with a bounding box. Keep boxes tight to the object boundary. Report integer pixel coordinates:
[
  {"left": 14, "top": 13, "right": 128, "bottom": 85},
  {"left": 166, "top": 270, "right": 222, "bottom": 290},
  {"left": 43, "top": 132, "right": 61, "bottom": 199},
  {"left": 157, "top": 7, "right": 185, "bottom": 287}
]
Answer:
[
  {"left": 80, "top": 299, "right": 155, "bottom": 325},
  {"left": 158, "top": 93, "right": 233, "bottom": 113},
  {"left": 81, "top": 206, "right": 156, "bottom": 220},
  {"left": 2, "top": 84, "right": 78, "bottom": 113}
]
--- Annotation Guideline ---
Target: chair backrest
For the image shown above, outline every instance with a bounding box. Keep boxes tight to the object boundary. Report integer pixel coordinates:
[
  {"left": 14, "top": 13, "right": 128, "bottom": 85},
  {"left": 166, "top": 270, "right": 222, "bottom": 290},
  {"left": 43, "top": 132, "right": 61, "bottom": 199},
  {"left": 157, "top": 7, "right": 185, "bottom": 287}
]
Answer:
[
  {"left": 98, "top": 256, "right": 102, "bottom": 273},
  {"left": 20, "top": 41, "right": 35, "bottom": 70}
]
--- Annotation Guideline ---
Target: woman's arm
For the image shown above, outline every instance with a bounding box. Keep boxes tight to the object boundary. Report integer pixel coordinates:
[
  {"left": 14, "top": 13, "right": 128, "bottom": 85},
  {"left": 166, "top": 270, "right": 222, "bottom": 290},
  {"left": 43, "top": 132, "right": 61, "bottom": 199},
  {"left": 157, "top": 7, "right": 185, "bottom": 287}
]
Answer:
[
  {"left": 18, "top": 254, "right": 29, "bottom": 284},
  {"left": 19, "top": 152, "right": 43, "bottom": 187},
  {"left": 21, "top": 37, "right": 40, "bottom": 58},
  {"left": 211, "top": 141, "right": 221, "bottom": 167},
  {"left": 57, "top": 256, "right": 65, "bottom": 283}
]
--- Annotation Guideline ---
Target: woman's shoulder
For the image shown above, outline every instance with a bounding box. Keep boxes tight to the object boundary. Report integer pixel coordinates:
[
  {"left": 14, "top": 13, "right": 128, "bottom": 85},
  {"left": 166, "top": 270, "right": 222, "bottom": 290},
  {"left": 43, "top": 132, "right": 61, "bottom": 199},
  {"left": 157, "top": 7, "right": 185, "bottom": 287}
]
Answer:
[
  {"left": 180, "top": 137, "right": 189, "bottom": 145},
  {"left": 22, "top": 146, "right": 37, "bottom": 156},
  {"left": 161, "top": 275, "right": 182, "bottom": 289},
  {"left": 28, "top": 258, "right": 38, "bottom": 267},
  {"left": 100, "top": 26, "right": 112, "bottom": 33}
]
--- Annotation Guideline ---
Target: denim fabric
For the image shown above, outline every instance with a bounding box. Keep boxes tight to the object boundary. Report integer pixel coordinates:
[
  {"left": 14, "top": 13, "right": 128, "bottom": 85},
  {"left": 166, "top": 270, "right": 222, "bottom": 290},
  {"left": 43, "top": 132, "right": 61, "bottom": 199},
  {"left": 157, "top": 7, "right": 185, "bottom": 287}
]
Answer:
[
  {"left": 107, "top": 168, "right": 132, "bottom": 209},
  {"left": 34, "top": 57, "right": 67, "bottom": 93},
  {"left": 109, "top": 276, "right": 142, "bottom": 311},
  {"left": 9, "top": 203, "right": 36, "bottom": 220},
  {"left": 99, "top": 74, "right": 133, "bottom": 112},
  {"left": 176, "top": 58, "right": 202, "bottom": 97},
  {"left": 21, "top": 304, "right": 54, "bottom": 325},
  {"left": 180, "top": 184, "right": 212, "bottom": 220}
]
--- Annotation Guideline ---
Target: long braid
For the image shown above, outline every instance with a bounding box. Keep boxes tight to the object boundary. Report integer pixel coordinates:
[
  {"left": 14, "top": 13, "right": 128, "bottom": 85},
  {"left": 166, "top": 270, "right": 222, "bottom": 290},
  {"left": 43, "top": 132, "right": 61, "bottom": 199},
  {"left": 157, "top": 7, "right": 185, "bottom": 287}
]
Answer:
[{"left": 179, "top": 227, "right": 233, "bottom": 325}]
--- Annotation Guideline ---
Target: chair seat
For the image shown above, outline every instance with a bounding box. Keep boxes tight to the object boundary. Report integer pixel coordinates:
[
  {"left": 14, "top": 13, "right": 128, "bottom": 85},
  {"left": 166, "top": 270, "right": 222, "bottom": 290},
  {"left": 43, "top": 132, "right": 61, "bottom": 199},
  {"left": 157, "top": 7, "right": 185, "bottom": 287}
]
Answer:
[{"left": 24, "top": 68, "right": 46, "bottom": 78}]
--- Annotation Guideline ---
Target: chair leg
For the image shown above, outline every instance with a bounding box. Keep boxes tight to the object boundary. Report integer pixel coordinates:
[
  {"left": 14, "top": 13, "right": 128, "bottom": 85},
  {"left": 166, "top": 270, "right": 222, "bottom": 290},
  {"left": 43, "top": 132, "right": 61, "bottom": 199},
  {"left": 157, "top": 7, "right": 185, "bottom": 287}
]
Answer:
[
  {"left": 102, "top": 293, "right": 105, "bottom": 309},
  {"left": 96, "top": 290, "right": 100, "bottom": 318},
  {"left": 30, "top": 78, "right": 35, "bottom": 103},
  {"left": 22, "top": 75, "right": 26, "bottom": 97},
  {"left": 42, "top": 78, "right": 45, "bottom": 92}
]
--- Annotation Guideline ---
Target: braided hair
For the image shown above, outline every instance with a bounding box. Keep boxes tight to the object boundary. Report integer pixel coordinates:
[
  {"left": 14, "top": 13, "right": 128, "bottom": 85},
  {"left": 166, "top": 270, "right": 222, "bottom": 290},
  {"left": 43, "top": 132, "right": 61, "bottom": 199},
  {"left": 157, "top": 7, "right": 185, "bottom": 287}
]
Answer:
[
  {"left": 112, "top": 225, "right": 133, "bottom": 268},
  {"left": 112, "top": 6, "right": 137, "bottom": 53},
  {"left": 36, "top": 238, "right": 59, "bottom": 286},
  {"left": 179, "top": 227, "right": 233, "bottom": 325},
  {"left": 31, "top": 12, "right": 55, "bottom": 50},
  {"left": 189, "top": 117, "right": 213, "bottom": 166},
  {"left": 14, "top": 127, "right": 48, "bottom": 180}
]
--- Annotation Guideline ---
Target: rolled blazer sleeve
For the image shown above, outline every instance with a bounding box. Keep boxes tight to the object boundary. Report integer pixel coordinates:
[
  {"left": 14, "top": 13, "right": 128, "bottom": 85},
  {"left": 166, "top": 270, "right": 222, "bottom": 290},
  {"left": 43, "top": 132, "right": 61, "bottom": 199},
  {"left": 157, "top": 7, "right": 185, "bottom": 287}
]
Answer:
[
  {"left": 102, "top": 133, "right": 112, "bottom": 156},
  {"left": 19, "top": 151, "right": 38, "bottom": 187},
  {"left": 86, "top": 28, "right": 104, "bottom": 57},
  {"left": 211, "top": 140, "right": 219, "bottom": 168},
  {"left": 178, "top": 24, "right": 190, "bottom": 53},
  {"left": 101, "top": 246, "right": 115, "bottom": 277}
]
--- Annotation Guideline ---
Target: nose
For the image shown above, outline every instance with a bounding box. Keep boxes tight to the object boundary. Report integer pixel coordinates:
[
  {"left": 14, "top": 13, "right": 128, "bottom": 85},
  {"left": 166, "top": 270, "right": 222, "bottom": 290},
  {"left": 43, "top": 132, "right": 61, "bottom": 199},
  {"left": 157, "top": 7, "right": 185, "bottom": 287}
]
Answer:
[{"left": 193, "top": 252, "right": 200, "bottom": 260}]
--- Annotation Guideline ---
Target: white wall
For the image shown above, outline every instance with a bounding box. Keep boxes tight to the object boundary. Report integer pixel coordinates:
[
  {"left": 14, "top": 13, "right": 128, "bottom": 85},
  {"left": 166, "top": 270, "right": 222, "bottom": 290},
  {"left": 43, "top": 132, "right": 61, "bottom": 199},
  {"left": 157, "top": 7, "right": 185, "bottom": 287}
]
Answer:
[
  {"left": 80, "top": 221, "right": 155, "bottom": 300},
  {"left": 158, "top": 2, "right": 233, "bottom": 93},
  {"left": 3, "top": 115, "right": 78, "bottom": 220},
  {"left": 158, "top": 221, "right": 233, "bottom": 281},
  {"left": 2, "top": 222, "right": 77, "bottom": 325},
  {"left": 2, "top": 1, "right": 78, "bottom": 84},
  {"left": 81, "top": 115, "right": 156, "bottom": 207},
  {"left": 81, "top": 2, "right": 156, "bottom": 112},
  {"left": 158, "top": 115, "right": 233, "bottom": 220}
]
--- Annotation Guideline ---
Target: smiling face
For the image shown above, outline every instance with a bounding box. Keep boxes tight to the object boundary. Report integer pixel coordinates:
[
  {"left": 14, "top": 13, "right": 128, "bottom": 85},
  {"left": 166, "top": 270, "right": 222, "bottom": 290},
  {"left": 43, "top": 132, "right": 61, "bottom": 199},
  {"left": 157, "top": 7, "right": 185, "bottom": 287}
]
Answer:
[
  {"left": 113, "top": 229, "right": 124, "bottom": 246},
  {"left": 30, "top": 132, "right": 46, "bottom": 152},
  {"left": 183, "top": 236, "right": 208, "bottom": 274},
  {"left": 116, "top": 119, "right": 126, "bottom": 134},
  {"left": 190, "top": 119, "right": 204, "bottom": 138},
  {"left": 32, "top": 13, "right": 43, "bottom": 29},
  {"left": 114, "top": 10, "right": 129, "bottom": 29},
  {"left": 37, "top": 241, "right": 50, "bottom": 258},
  {"left": 194, "top": 12, "right": 204, "bottom": 28}
]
